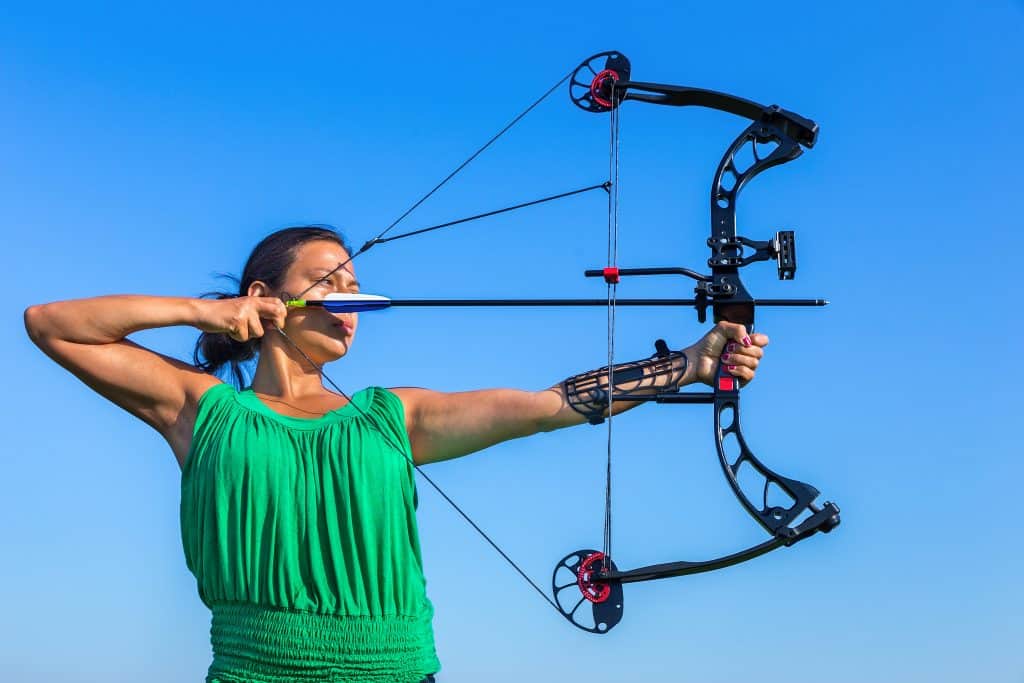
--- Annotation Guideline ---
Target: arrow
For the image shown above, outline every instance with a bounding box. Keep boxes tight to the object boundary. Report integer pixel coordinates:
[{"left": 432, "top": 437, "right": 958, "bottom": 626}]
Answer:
[{"left": 286, "top": 292, "right": 828, "bottom": 313}]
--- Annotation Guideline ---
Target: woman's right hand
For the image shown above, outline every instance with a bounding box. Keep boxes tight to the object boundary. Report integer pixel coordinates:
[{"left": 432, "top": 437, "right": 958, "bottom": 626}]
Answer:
[{"left": 196, "top": 296, "right": 288, "bottom": 342}]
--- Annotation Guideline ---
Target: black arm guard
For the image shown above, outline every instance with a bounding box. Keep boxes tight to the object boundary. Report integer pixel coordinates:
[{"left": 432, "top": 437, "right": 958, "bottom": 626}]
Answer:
[{"left": 562, "top": 339, "right": 688, "bottom": 425}]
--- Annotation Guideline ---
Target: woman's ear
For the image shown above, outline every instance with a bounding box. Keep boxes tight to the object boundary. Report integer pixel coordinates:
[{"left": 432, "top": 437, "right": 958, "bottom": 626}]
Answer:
[{"left": 246, "top": 280, "right": 270, "bottom": 298}]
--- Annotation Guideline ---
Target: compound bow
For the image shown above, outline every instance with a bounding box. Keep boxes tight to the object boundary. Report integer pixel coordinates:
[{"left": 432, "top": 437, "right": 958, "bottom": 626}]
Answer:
[
  {"left": 277, "top": 50, "right": 841, "bottom": 635},
  {"left": 549, "top": 51, "right": 840, "bottom": 634}
]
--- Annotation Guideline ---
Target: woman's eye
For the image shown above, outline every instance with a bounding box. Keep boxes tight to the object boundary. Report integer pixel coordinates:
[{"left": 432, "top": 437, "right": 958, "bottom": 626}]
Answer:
[{"left": 312, "top": 277, "right": 357, "bottom": 293}]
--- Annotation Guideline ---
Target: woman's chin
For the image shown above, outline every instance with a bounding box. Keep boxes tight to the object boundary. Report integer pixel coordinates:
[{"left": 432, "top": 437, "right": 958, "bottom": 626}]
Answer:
[
  {"left": 290, "top": 332, "right": 352, "bottom": 365},
  {"left": 326, "top": 335, "right": 354, "bottom": 359}
]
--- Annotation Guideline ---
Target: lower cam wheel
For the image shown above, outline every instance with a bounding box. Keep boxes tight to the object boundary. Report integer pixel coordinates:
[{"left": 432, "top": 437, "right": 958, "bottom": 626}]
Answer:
[{"left": 551, "top": 549, "right": 624, "bottom": 633}]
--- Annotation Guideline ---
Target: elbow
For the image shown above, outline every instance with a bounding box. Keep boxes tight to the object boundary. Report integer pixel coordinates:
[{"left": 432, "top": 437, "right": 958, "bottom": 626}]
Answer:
[
  {"left": 535, "top": 412, "right": 559, "bottom": 434},
  {"left": 533, "top": 387, "right": 567, "bottom": 433},
  {"left": 23, "top": 304, "right": 52, "bottom": 346}
]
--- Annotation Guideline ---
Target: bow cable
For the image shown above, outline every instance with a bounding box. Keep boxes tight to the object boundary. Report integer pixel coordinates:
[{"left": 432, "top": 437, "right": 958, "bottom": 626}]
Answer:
[
  {"left": 292, "top": 64, "right": 583, "bottom": 303},
  {"left": 364, "top": 183, "right": 609, "bottom": 246},
  {"left": 272, "top": 322, "right": 560, "bottom": 611}
]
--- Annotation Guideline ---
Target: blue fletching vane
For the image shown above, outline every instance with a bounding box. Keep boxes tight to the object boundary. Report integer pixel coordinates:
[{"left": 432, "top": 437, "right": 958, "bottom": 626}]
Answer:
[{"left": 316, "top": 293, "right": 392, "bottom": 313}]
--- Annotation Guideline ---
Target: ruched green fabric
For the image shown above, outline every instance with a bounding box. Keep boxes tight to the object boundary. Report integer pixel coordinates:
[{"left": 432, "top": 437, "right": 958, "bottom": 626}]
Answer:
[{"left": 180, "top": 383, "right": 440, "bottom": 683}]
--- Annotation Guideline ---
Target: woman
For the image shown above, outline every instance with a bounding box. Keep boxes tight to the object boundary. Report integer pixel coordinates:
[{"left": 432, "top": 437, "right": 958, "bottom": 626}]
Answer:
[{"left": 23, "top": 226, "right": 767, "bottom": 682}]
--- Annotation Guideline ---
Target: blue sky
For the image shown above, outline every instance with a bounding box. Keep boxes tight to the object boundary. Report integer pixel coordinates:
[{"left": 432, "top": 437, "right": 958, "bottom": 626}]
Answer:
[{"left": 3, "top": 1, "right": 1022, "bottom": 681}]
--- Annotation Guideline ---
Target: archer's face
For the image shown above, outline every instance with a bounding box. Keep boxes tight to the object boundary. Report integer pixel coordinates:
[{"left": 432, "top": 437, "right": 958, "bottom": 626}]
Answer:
[{"left": 281, "top": 240, "right": 360, "bottom": 362}]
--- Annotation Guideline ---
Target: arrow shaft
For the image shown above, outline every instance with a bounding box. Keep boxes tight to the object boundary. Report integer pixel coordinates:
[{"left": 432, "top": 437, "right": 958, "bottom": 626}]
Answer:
[{"left": 384, "top": 298, "right": 827, "bottom": 307}]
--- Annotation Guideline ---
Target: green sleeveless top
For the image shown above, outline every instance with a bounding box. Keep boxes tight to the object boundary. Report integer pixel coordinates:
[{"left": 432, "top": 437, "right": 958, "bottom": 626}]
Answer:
[{"left": 180, "top": 383, "right": 440, "bottom": 683}]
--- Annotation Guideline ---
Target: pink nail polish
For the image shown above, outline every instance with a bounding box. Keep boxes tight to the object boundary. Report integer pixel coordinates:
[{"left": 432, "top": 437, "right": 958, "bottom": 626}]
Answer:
[
  {"left": 742, "top": 336, "right": 752, "bottom": 347},
  {"left": 721, "top": 353, "right": 730, "bottom": 361}
]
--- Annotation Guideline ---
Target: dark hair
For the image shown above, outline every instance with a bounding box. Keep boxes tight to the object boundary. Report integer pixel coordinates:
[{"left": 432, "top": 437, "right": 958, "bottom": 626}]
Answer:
[{"left": 193, "top": 225, "right": 352, "bottom": 386}]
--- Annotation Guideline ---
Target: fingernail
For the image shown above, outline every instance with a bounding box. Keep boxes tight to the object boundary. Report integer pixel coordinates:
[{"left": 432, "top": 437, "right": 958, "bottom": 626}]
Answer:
[
  {"left": 727, "top": 342, "right": 737, "bottom": 352},
  {"left": 742, "top": 336, "right": 752, "bottom": 347},
  {"left": 728, "top": 365, "right": 737, "bottom": 371},
  {"left": 721, "top": 353, "right": 730, "bottom": 361}
]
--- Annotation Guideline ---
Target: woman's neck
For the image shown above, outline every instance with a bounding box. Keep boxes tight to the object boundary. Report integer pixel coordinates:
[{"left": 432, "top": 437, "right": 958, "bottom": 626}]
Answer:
[{"left": 249, "top": 338, "right": 336, "bottom": 400}]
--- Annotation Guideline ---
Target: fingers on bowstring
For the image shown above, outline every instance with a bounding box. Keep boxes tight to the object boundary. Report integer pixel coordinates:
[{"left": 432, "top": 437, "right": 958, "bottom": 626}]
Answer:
[{"left": 257, "top": 297, "right": 288, "bottom": 328}]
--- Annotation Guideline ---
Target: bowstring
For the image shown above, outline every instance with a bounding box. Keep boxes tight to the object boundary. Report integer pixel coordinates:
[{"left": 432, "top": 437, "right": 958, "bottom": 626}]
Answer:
[{"left": 602, "top": 83, "right": 621, "bottom": 564}]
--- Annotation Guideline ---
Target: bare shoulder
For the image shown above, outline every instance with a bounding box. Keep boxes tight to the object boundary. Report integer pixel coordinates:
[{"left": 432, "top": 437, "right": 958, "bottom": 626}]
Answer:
[
  {"left": 183, "top": 369, "right": 224, "bottom": 404},
  {"left": 385, "top": 386, "right": 436, "bottom": 421},
  {"left": 385, "top": 386, "right": 466, "bottom": 436},
  {"left": 386, "top": 387, "right": 434, "bottom": 400}
]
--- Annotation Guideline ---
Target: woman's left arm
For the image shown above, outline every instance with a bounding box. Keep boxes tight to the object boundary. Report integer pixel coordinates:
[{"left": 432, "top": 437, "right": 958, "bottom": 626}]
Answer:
[
  {"left": 392, "top": 385, "right": 569, "bottom": 464},
  {"left": 395, "top": 322, "right": 767, "bottom": 465}
]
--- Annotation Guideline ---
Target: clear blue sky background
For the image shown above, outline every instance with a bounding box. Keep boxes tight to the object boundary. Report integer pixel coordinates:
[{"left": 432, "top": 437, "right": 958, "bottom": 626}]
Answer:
[{"left": 3, "top": 1, "right": 1021, "bottom": 681}]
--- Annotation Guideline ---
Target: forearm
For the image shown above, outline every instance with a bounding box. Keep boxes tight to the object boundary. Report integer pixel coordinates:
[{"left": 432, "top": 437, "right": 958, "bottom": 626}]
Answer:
[
  {"left": 539, "top": 343, "right": 698, "bottom": 431},
  {"left": 24, "top": 295, "right": 202, "bottom": 345}
]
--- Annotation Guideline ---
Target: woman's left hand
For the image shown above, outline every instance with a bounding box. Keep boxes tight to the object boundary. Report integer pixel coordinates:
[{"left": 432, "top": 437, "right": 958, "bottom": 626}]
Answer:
[{"left": 684, "top": 321, "right": 769, "bottom": 388}]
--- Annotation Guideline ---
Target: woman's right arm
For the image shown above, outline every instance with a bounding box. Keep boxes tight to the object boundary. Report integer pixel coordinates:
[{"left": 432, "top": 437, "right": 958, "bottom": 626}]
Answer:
[{"left": 23, "top": 295, "right": 282, "bottom": 468}]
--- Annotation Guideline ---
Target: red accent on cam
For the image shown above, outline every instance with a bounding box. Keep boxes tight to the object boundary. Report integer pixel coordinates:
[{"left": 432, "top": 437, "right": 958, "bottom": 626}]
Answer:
[
  {"left": 718, "top": 376, "right": 736, "bottom": 392},
  {"left": 603, "top": 267, "right": 620, "bottom": 284},
  {"left": 590, "top": 69, "right": 620, "bottom": 109},
  {"left": 577, "top": 552, "right": 612, "bottom": 603}
]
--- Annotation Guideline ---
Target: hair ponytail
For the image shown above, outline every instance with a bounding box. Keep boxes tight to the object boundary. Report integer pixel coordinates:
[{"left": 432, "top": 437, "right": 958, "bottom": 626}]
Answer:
[{"left": 192, "top": 290, "right": 260, "bottom": 387}]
